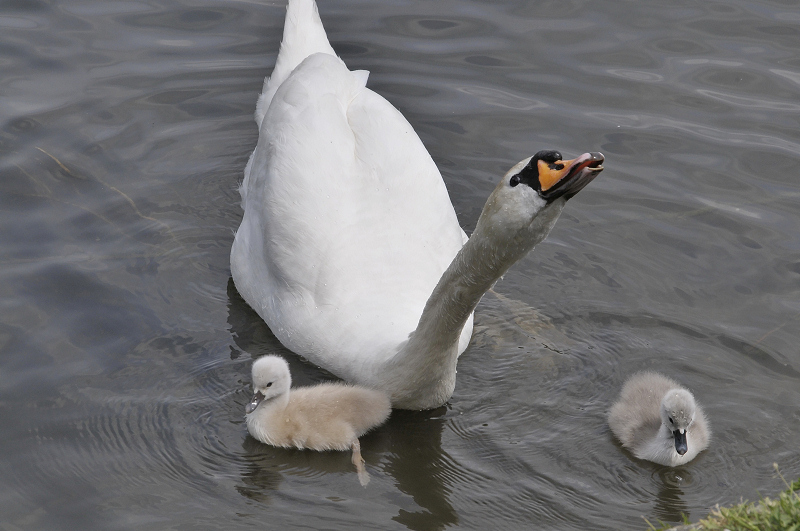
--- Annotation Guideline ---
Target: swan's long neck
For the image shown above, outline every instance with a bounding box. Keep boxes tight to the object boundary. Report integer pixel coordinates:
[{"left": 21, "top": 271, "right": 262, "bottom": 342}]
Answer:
[{"left": 386, "top": 192, "right": 567, "bottom": 409}]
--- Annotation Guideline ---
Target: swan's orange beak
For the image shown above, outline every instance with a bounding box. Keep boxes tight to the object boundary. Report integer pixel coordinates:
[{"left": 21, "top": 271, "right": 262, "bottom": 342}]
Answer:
[{"left": 537, "top": 152, "right": 604, "bottom": 201}]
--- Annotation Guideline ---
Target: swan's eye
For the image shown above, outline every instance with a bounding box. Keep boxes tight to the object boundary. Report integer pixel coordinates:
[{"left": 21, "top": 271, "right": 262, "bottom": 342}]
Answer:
[
  {"left": 668, "top": 417, "right": 674, "bottom": 425},
  {"left": 510, "top": 174, "right": 521, "bottom": 187},
  {"left": 266, "top": 382, "right": 273, "bottom": 388}
]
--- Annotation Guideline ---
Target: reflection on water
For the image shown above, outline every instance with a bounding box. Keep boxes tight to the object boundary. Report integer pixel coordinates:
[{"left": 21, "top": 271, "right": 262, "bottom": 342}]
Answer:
[
  {"left": 237, "top": 436, "right": 284, "bottom": 503},
  {"left": 653, "top": 468, "right": 692, "bottom": 525},
  {"left": 2, "top": 0, "right": 800, "bottom": 529},
  {"left": 383, "top": 409, "right": 458, "bottom": 531}
]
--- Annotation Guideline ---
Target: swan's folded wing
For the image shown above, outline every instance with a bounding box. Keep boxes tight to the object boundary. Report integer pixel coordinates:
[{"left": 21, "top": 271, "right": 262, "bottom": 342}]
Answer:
[{"left": 233, "top": 53, "right": 469, "bottom": 380}]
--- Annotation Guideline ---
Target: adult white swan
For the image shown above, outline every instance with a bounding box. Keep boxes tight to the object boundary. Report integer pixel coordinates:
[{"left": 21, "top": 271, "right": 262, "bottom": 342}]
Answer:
[{"left": 231, "top": 0, "right": 604, "bottom": 409}]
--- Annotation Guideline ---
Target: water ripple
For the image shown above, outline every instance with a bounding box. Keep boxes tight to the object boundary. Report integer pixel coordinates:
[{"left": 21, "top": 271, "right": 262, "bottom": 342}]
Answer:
[
  {"left": 589, "top": 111, "right": 800, "bottom": 155},
  {"left": 3, "top": 0, "right": 800, "bottom": 529}
]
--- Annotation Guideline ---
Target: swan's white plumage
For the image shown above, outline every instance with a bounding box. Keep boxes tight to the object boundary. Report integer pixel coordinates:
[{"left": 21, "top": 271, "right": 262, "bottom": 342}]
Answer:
[
  {"left": 235, "top": 51, "right": 471, "bottom": 375},
  {"left": 608, "top": 371, "right": 710, "bottom": 466},
  {"left": 231, "top": 0, "right": 602, "bottom": 409},
  {"left": 233, "top": 0, "right": 470, "bottom": 394}
]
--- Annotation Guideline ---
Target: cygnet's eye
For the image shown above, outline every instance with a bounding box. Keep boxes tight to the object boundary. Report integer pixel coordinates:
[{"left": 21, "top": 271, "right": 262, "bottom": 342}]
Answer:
[
  {"left": 668, "top": 417, "right": 674, "bottom": 425},
  {"left": 266, "top": 382, "right": 273, "bottom": 388}
]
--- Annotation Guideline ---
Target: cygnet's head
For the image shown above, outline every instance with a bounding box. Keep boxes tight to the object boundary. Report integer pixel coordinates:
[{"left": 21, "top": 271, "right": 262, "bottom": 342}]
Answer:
[
  {"left": 660, "top": 389, "right": 697, "bottom": 455},
  {"left": 245, "top": 355, "right": 292, "bottom": 414}
]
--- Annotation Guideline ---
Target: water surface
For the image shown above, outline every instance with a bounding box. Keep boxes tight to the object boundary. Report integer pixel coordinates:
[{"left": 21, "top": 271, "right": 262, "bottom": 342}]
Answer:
[{"left": 1, "top": 0, "right": 799, "bottom": 529}]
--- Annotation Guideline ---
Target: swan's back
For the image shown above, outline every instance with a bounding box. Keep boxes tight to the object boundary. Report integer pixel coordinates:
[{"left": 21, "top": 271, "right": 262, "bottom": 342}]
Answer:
[{"left": 231, "top": 0, "right": 470, "bottom": 381}]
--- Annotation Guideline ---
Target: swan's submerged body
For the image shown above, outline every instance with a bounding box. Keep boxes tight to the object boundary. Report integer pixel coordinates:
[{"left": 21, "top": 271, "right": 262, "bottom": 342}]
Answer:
[
  {"left": 245, "top": 355, "right": 391, "bottom": 486},
  {"left": 608, "top": 371, "right": 710, "bottom": 466},
  {"left": 231, "top": 0, "right": 603, "bottom": 409}
]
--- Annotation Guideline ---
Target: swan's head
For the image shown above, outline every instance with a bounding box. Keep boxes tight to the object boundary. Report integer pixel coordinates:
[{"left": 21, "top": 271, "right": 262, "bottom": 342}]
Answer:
[
  {"left": 660, "top": 389, "right": 697, "bottom": 456},
  {"left": 509, "top": 150, "right": 604, "bottom": 202},
  {"left": 472, "top": 150, "right": 603, "bottom": 261},
  {"left": 245, "top": 355, "right": 292, "bottom": 414}
]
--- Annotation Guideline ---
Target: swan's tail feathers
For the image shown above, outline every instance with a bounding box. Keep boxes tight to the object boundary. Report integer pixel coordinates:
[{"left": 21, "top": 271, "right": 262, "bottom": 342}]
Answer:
[
  {"left": 351, "top": 69, "right": 370, "bottom": 88},
  {"left": 255, "top": 0, "right": 342, "bottom": 127}
]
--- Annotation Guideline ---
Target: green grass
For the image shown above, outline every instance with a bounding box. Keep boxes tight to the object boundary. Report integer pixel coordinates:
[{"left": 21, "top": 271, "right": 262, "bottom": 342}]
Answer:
[{"left": 647, "top": 465, "right": 800, "bottom": 531}]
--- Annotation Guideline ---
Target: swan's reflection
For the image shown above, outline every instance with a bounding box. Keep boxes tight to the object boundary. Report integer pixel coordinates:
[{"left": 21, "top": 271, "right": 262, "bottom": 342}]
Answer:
[
  {"left": 382, "top": 407, "right": 459, "bottom": 530},
  {"left": 227, "top": 278, "right": 458, "bottom": 529}
]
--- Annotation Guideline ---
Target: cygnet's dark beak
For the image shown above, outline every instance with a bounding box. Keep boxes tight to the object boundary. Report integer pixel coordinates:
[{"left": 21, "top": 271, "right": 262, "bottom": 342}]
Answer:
[
  {"left": 673, "top": 429, "right": 688, "bottom": 455},
  {"left": 245, "top": 391, "right": 265, "bottom": 415}
]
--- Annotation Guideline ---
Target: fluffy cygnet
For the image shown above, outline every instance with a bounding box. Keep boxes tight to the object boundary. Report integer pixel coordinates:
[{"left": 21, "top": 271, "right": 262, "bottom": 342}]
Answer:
[
  {"left": 608, "top": 371, "right": 710, "bottom": 466},
  {"left": 244, "top": 355, "right": 391, "bottom": 485}
]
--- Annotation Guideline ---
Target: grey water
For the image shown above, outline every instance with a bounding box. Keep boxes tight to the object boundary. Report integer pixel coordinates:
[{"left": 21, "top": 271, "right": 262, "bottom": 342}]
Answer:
[{"left": 1, "top": 0, "right": 799, "bottom": 529}]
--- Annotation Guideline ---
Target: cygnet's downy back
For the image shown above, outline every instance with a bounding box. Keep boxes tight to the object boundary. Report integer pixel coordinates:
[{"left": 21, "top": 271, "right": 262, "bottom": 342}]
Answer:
[
  {"left": 609, "top": 371, "right": 710, "bottom": 466},
  {"left": 244, "top": 355, "right": 391, "bottom": 485}
]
